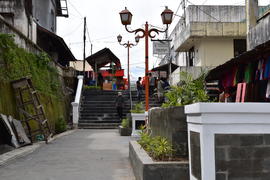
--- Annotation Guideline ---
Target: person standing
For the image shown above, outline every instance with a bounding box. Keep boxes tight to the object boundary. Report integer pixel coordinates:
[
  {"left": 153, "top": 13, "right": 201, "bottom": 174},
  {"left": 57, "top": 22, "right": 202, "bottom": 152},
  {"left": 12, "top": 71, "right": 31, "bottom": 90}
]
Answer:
[
  {"left": 136, "top": 77, "right": 143, "bottom": 101},
  {"left": 149, "top": 73, "right": 155, "bottom": 96},
  {"left": 157, "top": 78, "right": 165, "bottom": 103},
  {"left": 97, "top": 73, "right": 104, "bottom": 89},
  {"left": 115, "top": 92, "right": 125, "bottom": 120}
]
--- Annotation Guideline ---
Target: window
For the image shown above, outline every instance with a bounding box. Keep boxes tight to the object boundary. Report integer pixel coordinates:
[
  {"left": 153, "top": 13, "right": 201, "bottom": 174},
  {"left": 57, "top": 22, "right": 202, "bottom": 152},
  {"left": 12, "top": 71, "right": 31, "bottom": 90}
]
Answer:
[
  {"left": 51, "top": 9, "right": 55, "bottom": 32},
  {"left": 234, "top": 39, "right": 246, "bottom": 57},
  {"left": 187, "top": 47, "right": 195, "bottom": 66}
]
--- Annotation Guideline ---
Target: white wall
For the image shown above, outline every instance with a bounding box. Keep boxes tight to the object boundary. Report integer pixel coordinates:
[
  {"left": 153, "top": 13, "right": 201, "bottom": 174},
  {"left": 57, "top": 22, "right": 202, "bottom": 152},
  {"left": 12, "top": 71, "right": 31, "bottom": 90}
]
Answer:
[{"left": 196, "top": 38, "right": 234, "bottom": 67}]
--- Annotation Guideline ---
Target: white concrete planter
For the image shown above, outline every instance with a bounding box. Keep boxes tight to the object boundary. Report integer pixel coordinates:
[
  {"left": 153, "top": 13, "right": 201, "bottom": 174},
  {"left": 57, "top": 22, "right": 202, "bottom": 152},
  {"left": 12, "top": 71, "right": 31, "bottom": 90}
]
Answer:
[
  {"left": 131, "top": 113, "right": 145, "bottom": 137},
  {"left": 185, "top": 103, "right": 270, "bottom": 180},
  {"left": 129, "top": 140, "right": 189, "bottom": 180}
]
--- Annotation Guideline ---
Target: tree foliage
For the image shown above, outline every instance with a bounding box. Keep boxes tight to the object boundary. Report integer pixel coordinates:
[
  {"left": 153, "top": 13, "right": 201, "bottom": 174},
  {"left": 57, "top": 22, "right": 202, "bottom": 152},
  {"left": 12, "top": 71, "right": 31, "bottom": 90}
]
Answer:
[{"left": 162, "top": 71, "right": 210, "bottom": 107}]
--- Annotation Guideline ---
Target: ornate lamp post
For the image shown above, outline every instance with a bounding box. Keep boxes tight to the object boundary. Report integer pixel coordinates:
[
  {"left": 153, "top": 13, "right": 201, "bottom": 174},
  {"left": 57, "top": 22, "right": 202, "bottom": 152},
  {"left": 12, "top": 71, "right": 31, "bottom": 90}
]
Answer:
[
  {"left": 119, "top": 6, "right": 173, "bottom": 111},
  {"left": 117, "top": 34, "right": 140, "bottom": 90}
]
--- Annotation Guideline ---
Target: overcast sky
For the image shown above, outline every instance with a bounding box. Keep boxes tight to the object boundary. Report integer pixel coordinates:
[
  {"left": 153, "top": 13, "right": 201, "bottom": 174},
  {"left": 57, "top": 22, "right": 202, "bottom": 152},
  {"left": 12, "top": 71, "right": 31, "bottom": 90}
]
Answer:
[{"left": 57, "top": 0, "right": 269, "bottom": 80}]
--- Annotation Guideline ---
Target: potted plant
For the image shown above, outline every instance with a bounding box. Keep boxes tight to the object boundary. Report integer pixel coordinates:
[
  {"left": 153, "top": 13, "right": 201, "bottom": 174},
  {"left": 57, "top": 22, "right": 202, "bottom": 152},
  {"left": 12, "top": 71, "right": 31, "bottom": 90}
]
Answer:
[
  {"left": 130, "top": 102, "right": 145, "bottom": 137},
  {"left": 118, "top": 118, "right": 132, "bottom": 136}
]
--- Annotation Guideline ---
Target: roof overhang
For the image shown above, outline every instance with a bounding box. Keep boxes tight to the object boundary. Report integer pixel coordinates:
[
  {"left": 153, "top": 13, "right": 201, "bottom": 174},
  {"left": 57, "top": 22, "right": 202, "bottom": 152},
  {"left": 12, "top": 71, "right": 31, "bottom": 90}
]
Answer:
[
  {"left": 37, "top": 25, "right": 76, "bottom": 66},
  {"left": 86, "top": 48, "right": 121, "bottom": 71},
  {"left": 151, "top": 63, "right": 179, "bottom": 73}
]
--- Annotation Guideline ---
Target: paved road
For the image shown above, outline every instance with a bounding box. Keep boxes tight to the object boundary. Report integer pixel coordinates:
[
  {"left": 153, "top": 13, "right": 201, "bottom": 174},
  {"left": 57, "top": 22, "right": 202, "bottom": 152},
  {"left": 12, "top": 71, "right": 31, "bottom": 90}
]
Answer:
[{"left": 0, "top": 129, "right": 135, "bottom": 180}]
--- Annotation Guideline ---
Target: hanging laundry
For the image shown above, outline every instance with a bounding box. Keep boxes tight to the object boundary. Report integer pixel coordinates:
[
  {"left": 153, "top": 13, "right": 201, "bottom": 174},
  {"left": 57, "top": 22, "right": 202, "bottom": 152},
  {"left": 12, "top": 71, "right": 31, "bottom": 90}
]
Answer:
[
  {"left": 264, "top": 57, "right": 270, "bottom": 80},
  {"left": 221, "top": 67, "right": 237, "bottom": 89},
  {"left": 236, "top": 65, "right": 245, "bottom": 83},
  {"left": 255, "top": 60, "right": 262, "bottom": 80},
  {"left": 260, "top": 59, "right": 266, "bottom": 80},
  {"left": 244, "top": 63, "right": 256, "bottom": 83},
  {"left": 266, "top": 79, "right": 270, "bottom": 99}
]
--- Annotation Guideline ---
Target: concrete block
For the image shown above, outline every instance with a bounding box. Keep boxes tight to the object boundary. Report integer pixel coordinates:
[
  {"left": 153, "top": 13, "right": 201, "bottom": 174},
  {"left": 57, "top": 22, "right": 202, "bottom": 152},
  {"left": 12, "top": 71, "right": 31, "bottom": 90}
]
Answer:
[{"left": 149, "top": 106, "right": 188, "bottom": 157}]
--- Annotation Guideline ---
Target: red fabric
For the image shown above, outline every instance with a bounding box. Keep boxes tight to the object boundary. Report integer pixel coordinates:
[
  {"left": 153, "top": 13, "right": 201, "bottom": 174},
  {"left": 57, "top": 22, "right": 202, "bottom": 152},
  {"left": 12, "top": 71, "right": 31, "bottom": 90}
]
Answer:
[{"left": 100, "top": 69, "right": 124, "bottom": 77}]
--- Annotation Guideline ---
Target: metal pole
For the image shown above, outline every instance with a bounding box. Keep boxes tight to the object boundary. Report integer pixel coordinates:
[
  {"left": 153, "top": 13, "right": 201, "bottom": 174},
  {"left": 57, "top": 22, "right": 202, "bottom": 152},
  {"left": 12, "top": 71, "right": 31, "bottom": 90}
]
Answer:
[
  {"left": 83, "top": 17, "right": 86, "bottom": 77},
  {"left": 127, "top": 42, "right": 130, "bottom": 90},
  {"left": 145, "top": 22, "right": 149, "bottom": 111},
  {"left": 127, "top": 42, "right": 133, "bottom": 110}
]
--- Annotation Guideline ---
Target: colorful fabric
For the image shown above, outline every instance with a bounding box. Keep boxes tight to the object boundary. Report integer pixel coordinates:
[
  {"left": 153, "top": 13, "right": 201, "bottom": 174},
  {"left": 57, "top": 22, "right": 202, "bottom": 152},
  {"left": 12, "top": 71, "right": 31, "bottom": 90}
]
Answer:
[
  {"left": 244, "top": 63, "right": 252, "bottom": 83},
  {"left": 264, "top": 57, "right": 270, "bottom": 79},
  {"left": 221, "top": 68, "right": 237, "bottom": 88},
  {"left": 266, "top": 80, "right": 270, "bottom": 99}
]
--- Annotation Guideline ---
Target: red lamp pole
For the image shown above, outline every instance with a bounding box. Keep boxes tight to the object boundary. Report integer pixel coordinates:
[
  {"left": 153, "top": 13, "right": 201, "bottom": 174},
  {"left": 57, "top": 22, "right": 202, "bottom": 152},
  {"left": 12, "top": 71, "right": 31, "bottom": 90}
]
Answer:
[
  {"left": 127, "top": 41, "right": 130, "bottom": 90},
  {"left": 119, "top": 6, "right": 173, "bottom": 111},
  {"left": 144, "top": 22, "right": 149, "bottom": 111}
]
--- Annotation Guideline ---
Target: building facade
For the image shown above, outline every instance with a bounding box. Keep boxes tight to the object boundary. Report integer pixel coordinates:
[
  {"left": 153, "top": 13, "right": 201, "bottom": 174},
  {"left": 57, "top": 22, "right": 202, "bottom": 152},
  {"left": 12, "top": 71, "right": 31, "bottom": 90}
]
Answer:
[{"left": 169, "top": 5, "right": 247, "bottom": 85}]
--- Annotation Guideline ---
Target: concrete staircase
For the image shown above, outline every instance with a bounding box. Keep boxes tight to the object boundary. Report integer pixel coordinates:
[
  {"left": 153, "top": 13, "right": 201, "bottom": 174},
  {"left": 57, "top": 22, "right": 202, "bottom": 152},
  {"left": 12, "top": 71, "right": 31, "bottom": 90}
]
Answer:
[{"left": 78, "top": 89, "right": 162, "bottom": 129}]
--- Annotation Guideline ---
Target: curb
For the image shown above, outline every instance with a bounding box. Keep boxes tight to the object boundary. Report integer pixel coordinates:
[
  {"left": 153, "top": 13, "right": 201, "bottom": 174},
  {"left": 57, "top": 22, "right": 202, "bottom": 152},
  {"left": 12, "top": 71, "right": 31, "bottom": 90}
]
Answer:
[{"left": 0, "top": 129, "right": 76, "bottom": 167}]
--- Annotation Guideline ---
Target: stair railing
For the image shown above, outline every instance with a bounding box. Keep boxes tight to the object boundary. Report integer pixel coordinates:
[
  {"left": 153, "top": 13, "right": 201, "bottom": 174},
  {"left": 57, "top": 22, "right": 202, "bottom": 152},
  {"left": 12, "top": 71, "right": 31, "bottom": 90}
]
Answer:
[{"left": 71, "top": 75, "right": 84, "bottom": 128}]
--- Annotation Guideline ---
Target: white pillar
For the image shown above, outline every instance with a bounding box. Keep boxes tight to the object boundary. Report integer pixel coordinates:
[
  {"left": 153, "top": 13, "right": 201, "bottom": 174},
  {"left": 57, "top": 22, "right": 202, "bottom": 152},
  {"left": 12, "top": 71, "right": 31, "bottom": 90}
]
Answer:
[{"left": 71, "top": 75, "right": 84, "bottom": 128}]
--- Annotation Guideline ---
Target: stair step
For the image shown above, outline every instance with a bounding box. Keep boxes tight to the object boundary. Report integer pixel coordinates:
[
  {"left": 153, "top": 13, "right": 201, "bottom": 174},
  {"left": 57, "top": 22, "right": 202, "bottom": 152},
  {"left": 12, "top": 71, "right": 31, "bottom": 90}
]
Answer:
[
  {"left": 79, "top": 90, "right": 162, "bottom": 128},
  {"left": 78, "top": 122, "right": 120, "bottom": 129}
]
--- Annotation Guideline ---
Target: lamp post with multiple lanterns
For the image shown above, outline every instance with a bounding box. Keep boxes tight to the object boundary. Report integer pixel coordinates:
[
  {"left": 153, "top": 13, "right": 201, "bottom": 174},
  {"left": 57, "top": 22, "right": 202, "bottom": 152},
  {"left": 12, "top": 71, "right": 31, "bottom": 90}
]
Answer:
[
  {"left": 117, "top": 34, "right": 140, "bottom": 90},
  {"left": 119, "top": 6, "right": 173, "bottom": 111}
]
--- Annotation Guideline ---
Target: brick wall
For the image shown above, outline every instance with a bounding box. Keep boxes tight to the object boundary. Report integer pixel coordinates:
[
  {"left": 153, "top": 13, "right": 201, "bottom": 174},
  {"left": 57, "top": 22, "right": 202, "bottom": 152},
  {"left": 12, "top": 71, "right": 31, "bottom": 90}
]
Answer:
[{"left": 215, "top": 134, "right": 270, "bottom": 180}]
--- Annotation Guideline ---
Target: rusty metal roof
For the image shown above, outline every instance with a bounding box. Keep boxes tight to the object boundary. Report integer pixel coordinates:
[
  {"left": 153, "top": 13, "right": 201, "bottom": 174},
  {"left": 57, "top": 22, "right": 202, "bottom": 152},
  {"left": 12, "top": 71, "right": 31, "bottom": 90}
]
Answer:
[{"left": 86, "top": 48, "right": 121, "bottom": 71}]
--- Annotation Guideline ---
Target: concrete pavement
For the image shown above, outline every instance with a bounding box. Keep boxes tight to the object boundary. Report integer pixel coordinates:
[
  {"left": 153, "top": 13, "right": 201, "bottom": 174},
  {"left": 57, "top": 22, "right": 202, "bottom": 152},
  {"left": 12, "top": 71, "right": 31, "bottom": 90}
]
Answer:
[{"left": 0, "top": 129, "right": 135, "bottom": 180}]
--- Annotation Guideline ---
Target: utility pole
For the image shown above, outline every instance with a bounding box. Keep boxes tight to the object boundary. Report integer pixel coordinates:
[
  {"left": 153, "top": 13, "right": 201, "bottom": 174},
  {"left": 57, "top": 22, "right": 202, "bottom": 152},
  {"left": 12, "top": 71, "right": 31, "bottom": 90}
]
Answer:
[
  {"left": 91, "top": 43, "right": 93, "bottom": 55},
  {"left": 83, "top": 17, "right": 86, "bottom": 76},
  {"left": 183, "top": 0, "right": 186, "bottom": 25}
]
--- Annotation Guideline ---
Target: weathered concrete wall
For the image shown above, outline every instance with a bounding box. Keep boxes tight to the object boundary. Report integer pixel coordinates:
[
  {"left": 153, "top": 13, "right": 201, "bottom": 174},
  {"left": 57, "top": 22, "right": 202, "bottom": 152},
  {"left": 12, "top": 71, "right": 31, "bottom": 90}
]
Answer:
[
  {"left": 0, "top": 15, "right": 39, "bottom": 53},
  {"left": 215, "top": 134, "right": 270, "bottom": 179},
  {"left": 33, "top": 0, "right": 57, "bottom": 32},
  {"left": 175, "top": 22, "right": 246, "bottom": 51},
  {"left": 129, "top": 141, "right": 189, "bottom": 180},
  {"left": 149, "top": 106, "right": 188, "bottom": 157},
  {"left": 0, "top": 0, "right": 36, "bottom": 43},
  {"left": 186, "top": 5, "right": 246, "bottom": 23},
  {"left": 248, "top": 14, "right": 270, "bottom": 49}
]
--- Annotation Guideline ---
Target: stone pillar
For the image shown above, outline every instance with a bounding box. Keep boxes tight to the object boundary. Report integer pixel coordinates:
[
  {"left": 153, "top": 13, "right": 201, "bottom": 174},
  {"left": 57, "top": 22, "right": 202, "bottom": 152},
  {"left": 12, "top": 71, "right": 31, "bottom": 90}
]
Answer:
[
  {"left": 246, "top": 0, "right": 259, "bottom": 50},
  {"left": 185, "top": 103, "right": 270, "bottom": 180}
]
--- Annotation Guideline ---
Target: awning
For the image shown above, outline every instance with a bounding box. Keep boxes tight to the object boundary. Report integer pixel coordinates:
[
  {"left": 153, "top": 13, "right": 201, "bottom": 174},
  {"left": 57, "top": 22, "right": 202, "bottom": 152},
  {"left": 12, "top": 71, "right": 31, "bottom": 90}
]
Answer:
[
  {"left": 86, "top": 48, "right": 121, "bottom": 71},
  {"left": 206, "top": 39, "right": 270, "bottom": 81},
  {"left": 151, "top": 63, "right": 179, "bottom": 73},
  {"left": 37, "top": 25, "right": 76, "bottom": 66}
]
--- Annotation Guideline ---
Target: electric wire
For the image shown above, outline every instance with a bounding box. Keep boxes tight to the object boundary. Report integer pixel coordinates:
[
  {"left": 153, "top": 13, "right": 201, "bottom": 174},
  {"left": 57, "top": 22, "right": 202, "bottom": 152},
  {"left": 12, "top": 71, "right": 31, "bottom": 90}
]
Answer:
[
  {"left": 68, "top": 0, "right": 83, "bottom": 18},
  {"left": 62, "top": 21, "right": 83, "bottom": 37}
]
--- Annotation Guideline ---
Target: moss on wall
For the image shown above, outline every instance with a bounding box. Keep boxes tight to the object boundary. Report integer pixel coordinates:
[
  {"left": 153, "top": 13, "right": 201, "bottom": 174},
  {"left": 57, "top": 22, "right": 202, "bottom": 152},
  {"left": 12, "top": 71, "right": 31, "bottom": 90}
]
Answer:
[{"left": 0, "top": 34, "right": 70, "bottom": 134}]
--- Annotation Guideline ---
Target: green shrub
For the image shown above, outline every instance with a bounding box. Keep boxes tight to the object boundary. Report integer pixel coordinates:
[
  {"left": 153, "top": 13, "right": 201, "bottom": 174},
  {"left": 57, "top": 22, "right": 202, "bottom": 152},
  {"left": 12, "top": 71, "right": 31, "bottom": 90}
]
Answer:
[
  {"left": 0, "top": 34, "right": 61, "bottom": 97},
  {"left": 121, "top": 118, "right": 129, "bottom": 128},
  {"left": 162, "top": 71, "right": 210, "bottom": 107},
  {"left": 84, "top": 85, "right": 101, "bottom": 90},
  {"left": 55, "top": 117, "right": 67, "bottom": 134},
  {"left": 130, "top": 102, "right": 144, "bottom": 113},
  {"left": 138, "top": 131, "right": 174, "bottom": 161}
]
